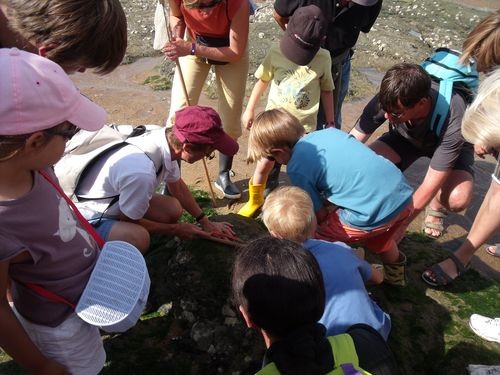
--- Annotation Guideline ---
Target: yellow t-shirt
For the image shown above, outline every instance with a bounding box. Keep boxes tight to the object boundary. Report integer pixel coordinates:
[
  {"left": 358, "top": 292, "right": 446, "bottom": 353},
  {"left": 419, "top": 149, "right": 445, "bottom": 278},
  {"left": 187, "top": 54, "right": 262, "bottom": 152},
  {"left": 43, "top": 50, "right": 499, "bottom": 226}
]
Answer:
[{"left": 255, "top": 45, "right": 334, "bottom": 133}]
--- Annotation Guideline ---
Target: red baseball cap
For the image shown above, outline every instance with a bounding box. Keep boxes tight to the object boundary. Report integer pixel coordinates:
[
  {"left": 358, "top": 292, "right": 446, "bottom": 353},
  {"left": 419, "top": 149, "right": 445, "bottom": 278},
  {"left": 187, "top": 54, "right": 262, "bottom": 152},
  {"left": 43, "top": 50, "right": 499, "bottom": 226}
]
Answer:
[{"left": 173, "top": 106, "right": 239, "bottom": 156}]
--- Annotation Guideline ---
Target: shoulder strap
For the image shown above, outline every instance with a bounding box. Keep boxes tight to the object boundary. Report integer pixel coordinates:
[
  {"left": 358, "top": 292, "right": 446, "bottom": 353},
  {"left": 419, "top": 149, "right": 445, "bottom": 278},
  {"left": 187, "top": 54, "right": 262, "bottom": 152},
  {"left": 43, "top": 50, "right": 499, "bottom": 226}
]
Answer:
[
  {"left": 256, "top": 362, "right": 280, "bottom": 375},
  {"left": 38, "top": 169, "right": 105, "bottom": 248},
  {"left": 109, "top": 125, "right": 164, "bottom": 175},
  {"left": 328, "top": 334, "right": 372, "bottom": 375},
  {"left": 25, "top": 170, "right": 106, "bottom": 310},
  {"left": 430, "top": 79, "right": 454, "bottom": 137},
  {"left": 24, "top": 282, "right": 76, "bottom": 309},
  {"left": 72, "top": 127, "right": 163, "bottom": 201},
  {"left": 422, "top": 48, "right": 479, "bottom": 137},
  {"left": 56, "top": 126, "right": 128, "bottom": 200},
  {"left": 329, "top": 334, "right": 359, "bottom": 367},
  {"left": 256, "top": 335, "right": 370, "bottom": 375},
  {"left": 125, "top": 135, "right": 164, "bottom": 176}
]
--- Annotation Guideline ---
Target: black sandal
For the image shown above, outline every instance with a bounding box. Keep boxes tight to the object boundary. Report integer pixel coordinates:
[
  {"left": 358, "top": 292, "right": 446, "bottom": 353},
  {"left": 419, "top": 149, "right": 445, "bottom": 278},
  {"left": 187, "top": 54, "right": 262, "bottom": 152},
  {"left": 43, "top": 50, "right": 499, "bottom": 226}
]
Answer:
[{"left": 421, "top": 253, "right": 470, "bottom": 287}]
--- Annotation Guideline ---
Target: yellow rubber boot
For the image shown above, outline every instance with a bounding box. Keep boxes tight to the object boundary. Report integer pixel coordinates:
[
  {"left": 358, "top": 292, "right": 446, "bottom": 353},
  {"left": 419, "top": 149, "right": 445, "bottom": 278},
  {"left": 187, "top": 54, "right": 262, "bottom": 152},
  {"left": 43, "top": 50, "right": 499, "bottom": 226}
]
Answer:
[{"left": 238, "top": 181, "right": 265, "bottom": 217}]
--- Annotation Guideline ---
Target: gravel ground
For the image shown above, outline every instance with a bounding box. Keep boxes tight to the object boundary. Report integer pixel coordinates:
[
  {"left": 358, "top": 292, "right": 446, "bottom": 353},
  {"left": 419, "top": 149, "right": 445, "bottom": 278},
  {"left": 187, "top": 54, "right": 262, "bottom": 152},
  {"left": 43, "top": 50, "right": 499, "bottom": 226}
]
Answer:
[{"left": 122, "top": 0, "right": 492, "bottom": 101}]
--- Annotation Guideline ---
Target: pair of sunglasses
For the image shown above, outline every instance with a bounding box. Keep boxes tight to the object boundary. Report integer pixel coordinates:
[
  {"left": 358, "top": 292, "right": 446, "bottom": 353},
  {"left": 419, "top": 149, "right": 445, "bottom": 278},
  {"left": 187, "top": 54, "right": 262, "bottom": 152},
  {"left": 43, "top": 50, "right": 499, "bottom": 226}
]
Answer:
[{"left": 44, "top": 124, "right": 80, "bottom": 140}]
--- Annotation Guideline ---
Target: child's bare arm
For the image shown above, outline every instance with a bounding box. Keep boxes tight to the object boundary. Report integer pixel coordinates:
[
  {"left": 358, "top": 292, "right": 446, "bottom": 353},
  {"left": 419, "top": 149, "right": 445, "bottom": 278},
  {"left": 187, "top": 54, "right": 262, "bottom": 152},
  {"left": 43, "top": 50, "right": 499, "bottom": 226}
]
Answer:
[
  {"left": 367, "top": 264, "right": 384, "bottom": 285},
  {"left": 320, "top": 90, "right": 335, "bottom": 127},
  {"left": 0, "top": 260, "right": 69, "bottom": 375},
  {"left": 272, "top": 9, "right": 288, "bottom": 31},
  {"left": 242, "top": 79, "right": 270, "bottom": 129}
]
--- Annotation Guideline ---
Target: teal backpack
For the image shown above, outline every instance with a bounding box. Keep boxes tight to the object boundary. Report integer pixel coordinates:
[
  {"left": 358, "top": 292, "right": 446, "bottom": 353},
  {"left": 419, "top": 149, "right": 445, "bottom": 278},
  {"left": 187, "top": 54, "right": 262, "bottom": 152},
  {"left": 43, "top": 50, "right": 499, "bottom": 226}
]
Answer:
[{"left": 421, "top": 48, "right": 479, "bottom": 137}]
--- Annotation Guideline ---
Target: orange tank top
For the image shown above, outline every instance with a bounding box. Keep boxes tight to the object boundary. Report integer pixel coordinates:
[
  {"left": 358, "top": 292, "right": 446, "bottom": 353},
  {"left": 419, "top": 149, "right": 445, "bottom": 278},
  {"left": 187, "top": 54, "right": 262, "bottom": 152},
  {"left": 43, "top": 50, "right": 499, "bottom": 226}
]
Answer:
[{"left": 174, "top": 0, "right": 245, "bottom": 38}]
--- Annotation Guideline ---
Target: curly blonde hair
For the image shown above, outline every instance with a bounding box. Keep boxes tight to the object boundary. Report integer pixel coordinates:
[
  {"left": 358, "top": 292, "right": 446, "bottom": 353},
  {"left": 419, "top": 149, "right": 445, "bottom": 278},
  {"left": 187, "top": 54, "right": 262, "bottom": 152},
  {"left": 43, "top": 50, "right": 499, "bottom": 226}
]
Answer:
[{"left": 461, "top": 69, "right": 500, "bottom": 150}]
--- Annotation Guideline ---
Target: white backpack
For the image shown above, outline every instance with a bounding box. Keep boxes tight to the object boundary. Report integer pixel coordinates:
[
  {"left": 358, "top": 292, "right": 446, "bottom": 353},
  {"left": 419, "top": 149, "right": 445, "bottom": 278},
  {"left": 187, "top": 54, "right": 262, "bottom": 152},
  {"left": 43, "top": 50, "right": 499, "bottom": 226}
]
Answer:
[{"left": 55, "top": 125, "right": 164, "bottom": 202}]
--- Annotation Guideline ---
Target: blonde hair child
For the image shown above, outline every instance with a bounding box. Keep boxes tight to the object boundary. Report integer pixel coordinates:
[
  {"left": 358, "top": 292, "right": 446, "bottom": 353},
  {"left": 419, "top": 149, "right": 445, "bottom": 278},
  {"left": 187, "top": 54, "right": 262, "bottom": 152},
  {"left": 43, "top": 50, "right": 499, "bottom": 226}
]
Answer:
[{"left": 262, "top": 186, "right": 392, "bottom": 339}]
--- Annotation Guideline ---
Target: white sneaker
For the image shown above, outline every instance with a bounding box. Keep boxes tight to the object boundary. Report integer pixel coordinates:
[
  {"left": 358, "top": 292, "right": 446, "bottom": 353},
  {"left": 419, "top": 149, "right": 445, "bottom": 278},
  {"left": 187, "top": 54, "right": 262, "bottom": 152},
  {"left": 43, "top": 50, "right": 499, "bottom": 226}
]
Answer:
[{"left": 469, "top": 314, "right": 500, "bottom": 343}]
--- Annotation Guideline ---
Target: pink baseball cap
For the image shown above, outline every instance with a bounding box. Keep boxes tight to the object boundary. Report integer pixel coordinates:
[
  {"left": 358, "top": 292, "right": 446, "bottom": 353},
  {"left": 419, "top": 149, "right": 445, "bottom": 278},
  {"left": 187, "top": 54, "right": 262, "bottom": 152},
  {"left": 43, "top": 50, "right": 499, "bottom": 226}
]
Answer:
[
  {"left": 0, "top": 48, "right": 106, "bottom": 135},
  {"left": 173, "top": 106, "right": 239, "bottom": 156}
]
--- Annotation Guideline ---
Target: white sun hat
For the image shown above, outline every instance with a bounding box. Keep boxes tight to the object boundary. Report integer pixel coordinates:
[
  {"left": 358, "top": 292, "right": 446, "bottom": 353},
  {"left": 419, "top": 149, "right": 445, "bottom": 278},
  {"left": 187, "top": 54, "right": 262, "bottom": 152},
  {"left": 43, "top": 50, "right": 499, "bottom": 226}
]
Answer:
[{"left": 76, "top": 240, "right": 151, "bottom": 333}]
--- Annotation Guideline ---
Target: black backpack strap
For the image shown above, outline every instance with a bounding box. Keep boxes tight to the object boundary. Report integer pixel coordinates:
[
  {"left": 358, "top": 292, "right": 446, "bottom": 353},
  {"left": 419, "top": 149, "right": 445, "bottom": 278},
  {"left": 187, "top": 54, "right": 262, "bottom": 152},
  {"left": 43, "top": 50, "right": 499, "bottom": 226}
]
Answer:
[
  {"left": 125, "top": 125, "right": 147, "bottom": 139},
  {"left": 75, "top": 142, "right": 129, "bottom": 200}
]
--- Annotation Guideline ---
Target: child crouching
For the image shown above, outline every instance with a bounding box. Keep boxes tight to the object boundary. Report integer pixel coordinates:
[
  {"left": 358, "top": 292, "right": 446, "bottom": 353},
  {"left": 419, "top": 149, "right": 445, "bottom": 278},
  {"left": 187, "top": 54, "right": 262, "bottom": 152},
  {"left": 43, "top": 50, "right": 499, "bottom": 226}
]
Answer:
[
  {"left": 232, "top": 236, "right": 397, "bottom": 374},
  {"left": 263, "top": 186, "right": 392, "bottom": 340}
]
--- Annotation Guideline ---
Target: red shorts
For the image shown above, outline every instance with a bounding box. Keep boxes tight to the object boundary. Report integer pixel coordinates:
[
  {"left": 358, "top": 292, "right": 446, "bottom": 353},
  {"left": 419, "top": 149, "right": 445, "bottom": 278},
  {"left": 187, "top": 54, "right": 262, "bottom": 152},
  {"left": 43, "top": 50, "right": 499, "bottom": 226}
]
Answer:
[{"left": 315, "top": 202, "right": 414, "bottom": 253}]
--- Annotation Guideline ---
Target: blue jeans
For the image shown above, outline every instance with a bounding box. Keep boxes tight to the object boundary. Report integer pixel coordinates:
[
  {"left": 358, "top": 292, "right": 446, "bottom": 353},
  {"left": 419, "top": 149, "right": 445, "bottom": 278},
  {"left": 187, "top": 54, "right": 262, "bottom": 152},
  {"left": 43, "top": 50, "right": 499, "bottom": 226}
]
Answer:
[
  {"left": 90, "top": 218, "right": 116, "bottom": 241},
  {"left": 316, "top": 50, "right": 351, "bottom": 130},
  {"left": 337, "top": 51, "right": 351, "bottom": 127}
]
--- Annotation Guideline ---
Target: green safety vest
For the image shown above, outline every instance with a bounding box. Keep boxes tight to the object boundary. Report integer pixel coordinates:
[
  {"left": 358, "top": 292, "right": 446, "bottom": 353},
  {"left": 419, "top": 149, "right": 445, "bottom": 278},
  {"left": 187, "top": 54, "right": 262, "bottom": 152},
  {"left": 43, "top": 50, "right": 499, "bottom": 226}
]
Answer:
[{"left": 256, "top": 334, "right": 372, "bottom": 375}]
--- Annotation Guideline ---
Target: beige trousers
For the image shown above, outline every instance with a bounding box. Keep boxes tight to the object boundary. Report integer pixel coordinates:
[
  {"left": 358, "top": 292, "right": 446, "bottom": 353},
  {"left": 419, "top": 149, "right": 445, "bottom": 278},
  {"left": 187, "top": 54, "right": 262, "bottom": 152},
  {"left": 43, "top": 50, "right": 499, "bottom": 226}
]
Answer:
[{"left": 167, "top": 48, "right": 249, "bottom": 140}]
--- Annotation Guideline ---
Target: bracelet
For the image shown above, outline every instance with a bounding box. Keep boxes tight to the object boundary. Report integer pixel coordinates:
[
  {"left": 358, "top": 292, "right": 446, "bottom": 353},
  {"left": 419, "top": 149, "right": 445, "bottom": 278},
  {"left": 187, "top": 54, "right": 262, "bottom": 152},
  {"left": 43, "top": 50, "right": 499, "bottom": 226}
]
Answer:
[
  {"left": 195, "top": 212, "right": 205, "bottom": 222},
  {"left": 190, "top": 42, "right": 196, "bottom": 56}
]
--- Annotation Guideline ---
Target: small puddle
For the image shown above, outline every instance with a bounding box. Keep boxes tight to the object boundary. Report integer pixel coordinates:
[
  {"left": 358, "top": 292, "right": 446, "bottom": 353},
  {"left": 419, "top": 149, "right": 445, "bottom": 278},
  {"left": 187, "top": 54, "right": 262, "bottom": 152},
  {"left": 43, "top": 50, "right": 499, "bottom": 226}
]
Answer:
[{"left": 358, "top": 67, "right": 384, "bottom": 87}]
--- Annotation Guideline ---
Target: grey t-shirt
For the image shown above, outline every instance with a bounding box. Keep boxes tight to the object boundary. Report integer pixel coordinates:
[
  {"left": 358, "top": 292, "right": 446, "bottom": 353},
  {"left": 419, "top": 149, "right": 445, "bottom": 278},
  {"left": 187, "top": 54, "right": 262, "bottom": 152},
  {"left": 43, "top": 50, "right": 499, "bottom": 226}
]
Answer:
[
  {"left": 0, "top": 169, "right": 99, "bottom": 327},
  {"left": 355, "top": 82, "right": 470, "bottom": 172}
]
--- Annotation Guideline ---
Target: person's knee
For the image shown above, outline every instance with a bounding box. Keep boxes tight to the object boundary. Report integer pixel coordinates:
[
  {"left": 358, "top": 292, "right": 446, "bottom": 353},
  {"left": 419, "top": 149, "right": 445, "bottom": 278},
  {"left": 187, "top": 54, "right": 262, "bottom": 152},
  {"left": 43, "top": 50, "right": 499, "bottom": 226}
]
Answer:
[
  {"left": 130, "top": 225, "right": 151, "bottom": 254},
  {"left": 147, "top": 194, "right": 183, "bottom": 223},
  {"left": 108, "top": 222, "right": 151, "bottom": 254},
  {"left": 448, "top": 188, "right": 473, "bottom": 211},
  {"left": 442, "top": 180, "right": 474, "bottom": 211},
  {"left": 436, "top": 170, "right": 474, "bottom": 211},
  {"left": 165, "top": 196, "right": 183, "bottom": 222}
]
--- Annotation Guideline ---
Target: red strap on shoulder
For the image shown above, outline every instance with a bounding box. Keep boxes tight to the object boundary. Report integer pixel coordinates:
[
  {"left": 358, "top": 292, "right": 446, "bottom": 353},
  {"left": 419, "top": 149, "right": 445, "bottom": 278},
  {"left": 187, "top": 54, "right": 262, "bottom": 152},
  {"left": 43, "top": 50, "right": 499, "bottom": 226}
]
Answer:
[
  {"left": 38, "top": 169, "right": 105, "bottom": 248},
  {"left": 25, "top": 282, "right": 76, "bottom": 309},
  {"left": 23, "top": 170, "right": 105, "bottom": 308}
]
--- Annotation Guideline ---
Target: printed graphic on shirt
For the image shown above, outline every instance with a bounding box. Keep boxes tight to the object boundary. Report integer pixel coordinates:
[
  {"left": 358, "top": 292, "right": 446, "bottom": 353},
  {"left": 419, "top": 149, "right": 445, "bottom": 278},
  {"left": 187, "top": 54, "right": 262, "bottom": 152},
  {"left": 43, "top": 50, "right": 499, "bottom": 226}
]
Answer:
[
  {"left": 54, "top": 198, "right": 95, "bottom": 257},
  {"left": 276, "top": 68, "right": 314, "bottom": 110}
]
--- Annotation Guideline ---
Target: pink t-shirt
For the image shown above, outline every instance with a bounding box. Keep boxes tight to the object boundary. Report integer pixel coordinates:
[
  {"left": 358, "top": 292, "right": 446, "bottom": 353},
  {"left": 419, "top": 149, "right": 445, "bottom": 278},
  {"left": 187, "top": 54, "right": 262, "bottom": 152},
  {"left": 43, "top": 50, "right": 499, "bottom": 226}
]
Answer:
[
  {"left": 0, "top": 169, "right": 99, "bottom": 327},
  {"left": 175, "top": 0, "right": 245, "bottom": 38}
]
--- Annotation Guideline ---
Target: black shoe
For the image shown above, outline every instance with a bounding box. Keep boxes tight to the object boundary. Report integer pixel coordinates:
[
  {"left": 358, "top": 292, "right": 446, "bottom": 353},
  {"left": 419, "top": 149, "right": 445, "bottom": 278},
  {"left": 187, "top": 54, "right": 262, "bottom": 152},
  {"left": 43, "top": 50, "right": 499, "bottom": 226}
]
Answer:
[{"left": 215, "top": 172, "right": 241, "bottom": 199}]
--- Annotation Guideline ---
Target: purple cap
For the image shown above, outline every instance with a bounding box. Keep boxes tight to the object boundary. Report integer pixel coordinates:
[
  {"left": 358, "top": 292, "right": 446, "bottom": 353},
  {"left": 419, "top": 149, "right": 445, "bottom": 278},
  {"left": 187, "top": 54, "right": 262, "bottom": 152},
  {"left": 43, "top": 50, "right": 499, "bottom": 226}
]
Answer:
[{"left": 173, "top": 106, "right": 238, "bottom": 156}]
